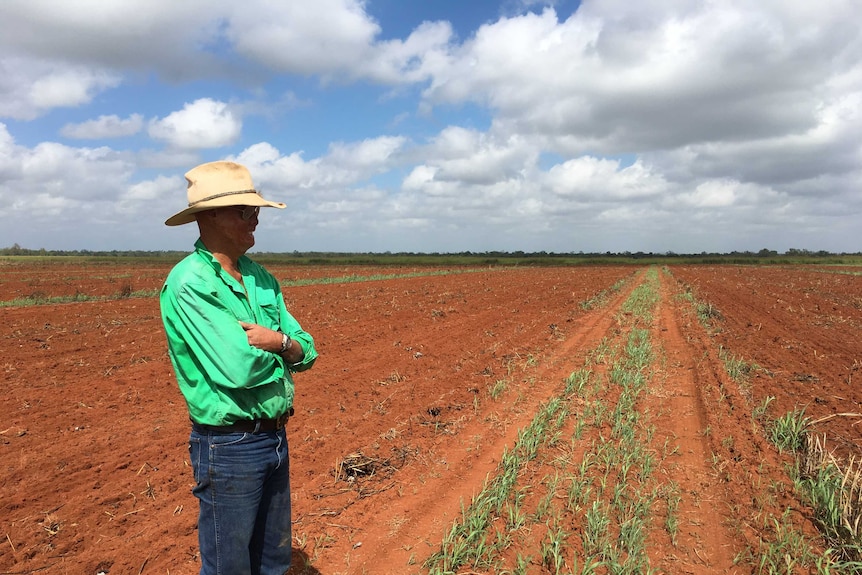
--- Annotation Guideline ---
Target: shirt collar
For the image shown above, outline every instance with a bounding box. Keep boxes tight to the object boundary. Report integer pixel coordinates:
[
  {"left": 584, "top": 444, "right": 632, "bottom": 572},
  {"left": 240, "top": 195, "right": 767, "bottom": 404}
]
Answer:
[{"left": 193, "top": 238, "right": 249, "bottom": 290}]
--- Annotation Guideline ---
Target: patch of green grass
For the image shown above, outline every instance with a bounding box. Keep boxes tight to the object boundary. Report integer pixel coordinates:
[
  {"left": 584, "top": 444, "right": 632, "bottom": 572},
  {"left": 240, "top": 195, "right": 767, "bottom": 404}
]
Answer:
[
  {"left": 281, "top": 267, "right": 497, "bottom": 287},
  {"left": 753, "top": 396, "right": 775, "bottom": 421},
  {"left": 663, "top": 482, "right": 681, "bottom": 546},
  {"left": 719, "top": 346, "right": 759, "bottom": 383},
  {"left": 769, "top": 408, "right": 810, "bottom": 453},
  {"left": 488, "top": 379, "right": 508, "bottom": 399},
  {"left": 580, "top": 278, "right": 630, "bottom": 310},
  {"left": 0, "top": 288, "right": 160, "bottom": 307}
]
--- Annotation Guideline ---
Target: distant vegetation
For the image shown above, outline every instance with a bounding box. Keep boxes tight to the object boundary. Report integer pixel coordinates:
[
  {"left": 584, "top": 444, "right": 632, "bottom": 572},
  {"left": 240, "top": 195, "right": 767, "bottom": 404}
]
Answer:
[{"left": 1, "top": 243, "right": 860, "bottom": 267}]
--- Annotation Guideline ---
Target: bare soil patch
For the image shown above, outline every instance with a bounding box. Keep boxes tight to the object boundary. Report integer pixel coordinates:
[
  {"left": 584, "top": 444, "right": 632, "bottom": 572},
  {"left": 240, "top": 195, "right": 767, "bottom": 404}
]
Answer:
[
  {"left": 670, "top": 265, "right": 862, "bottom": 458},
  {"left": 2, "top": 263, "right": 857, "bottom": 574}
]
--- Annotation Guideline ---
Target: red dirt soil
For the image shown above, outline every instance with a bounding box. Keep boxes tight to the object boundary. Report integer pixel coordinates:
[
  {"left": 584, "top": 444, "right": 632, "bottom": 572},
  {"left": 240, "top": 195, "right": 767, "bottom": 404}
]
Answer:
[{"left": 2, "top": 263, "right": 860, "bottom": 574}]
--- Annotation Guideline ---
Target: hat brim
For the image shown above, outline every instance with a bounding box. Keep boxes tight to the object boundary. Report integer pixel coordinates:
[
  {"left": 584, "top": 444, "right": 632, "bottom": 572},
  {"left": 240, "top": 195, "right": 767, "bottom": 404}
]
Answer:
[{"left": 165, "top": 192, "right": 286, "bottom": 226}]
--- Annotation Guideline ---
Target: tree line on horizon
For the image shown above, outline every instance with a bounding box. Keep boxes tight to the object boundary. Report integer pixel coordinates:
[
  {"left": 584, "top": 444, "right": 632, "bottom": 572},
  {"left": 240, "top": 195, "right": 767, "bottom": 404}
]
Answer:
[{"left": 0, "top": 243, "right": 856, "bottom": 260}]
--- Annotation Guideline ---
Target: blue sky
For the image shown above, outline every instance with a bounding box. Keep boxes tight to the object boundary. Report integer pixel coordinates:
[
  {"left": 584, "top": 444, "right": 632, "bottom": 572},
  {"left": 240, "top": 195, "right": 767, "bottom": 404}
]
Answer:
[{"left": 1, "top": 0, "right": 860, "bottom": 253}]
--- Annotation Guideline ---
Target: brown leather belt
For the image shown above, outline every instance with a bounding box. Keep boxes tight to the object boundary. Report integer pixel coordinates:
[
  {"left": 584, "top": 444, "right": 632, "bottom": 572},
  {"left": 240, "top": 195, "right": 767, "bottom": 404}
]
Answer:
[{"left": 193, "top": 408, "right": 293, "bottom": 434}]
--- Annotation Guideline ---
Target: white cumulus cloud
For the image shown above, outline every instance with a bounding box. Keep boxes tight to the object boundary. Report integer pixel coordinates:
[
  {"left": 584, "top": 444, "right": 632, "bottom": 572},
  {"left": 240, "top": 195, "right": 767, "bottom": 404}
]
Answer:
[
  {"left": 148, "top": 99, "right": 241, "bottom": 150},
  {"left": 61, "top": 114, "right": 144, "bottom": 139}
]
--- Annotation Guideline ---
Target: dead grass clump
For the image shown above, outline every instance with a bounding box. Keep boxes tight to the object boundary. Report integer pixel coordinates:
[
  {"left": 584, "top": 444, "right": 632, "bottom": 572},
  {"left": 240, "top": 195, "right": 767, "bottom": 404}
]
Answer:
[
  {"left": 335, "top": 452, "right": 389, "bottom": 482},
  {"left": 118, "top": 283, "right": 134, "bottom": 298},
  {"left": 41, "top": 513, "right": 61, "bottom": 536},
  {"left": 334, "top": 447, "right": 416, "bottom": 486},
  {"left": 801, "top": 432, "right": 862, "bottom": 560},
  {"left": 697, "top": 301, "right": 723, "bottom": 323}
]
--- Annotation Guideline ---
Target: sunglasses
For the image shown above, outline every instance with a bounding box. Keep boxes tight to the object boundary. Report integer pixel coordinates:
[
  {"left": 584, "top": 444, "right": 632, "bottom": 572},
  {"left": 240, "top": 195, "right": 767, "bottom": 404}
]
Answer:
[{"left": 226, "top": 206, "right": 260, "bottom": 220}]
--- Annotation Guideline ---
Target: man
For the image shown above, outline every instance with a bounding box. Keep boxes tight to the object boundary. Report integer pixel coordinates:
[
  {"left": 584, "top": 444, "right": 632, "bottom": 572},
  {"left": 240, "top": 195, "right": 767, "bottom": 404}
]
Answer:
[{"left": 160, "top": 160, "right": 317, "bottom": 575}]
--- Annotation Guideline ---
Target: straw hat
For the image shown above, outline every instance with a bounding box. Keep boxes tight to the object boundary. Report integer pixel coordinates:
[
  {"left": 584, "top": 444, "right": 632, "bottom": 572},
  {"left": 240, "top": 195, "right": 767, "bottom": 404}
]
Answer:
[{"left": 165, "top": 161, "right": 286, "bottom": 226}]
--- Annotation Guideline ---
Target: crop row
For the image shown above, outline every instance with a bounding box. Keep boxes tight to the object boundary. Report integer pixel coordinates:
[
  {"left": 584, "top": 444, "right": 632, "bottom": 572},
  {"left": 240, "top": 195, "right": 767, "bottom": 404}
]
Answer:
[{"left": 422, "top": 267, "right": 856, "bottom": 574}]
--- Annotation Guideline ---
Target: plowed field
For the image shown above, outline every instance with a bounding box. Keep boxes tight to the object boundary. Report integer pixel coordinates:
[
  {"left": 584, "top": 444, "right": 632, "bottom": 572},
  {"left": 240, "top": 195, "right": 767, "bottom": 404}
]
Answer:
[{"left": 2, "top": 262, "right": 860, "bottom": 574}]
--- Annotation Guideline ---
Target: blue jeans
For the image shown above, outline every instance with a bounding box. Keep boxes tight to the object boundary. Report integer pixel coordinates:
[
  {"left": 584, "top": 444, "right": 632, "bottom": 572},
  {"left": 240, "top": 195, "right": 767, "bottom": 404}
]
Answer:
[{"left": 189, "top": 426, "right": 292, "bottom": 575}]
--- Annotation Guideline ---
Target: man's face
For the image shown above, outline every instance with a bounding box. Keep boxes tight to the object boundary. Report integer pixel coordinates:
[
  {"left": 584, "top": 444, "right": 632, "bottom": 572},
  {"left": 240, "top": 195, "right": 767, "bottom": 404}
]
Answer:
[{"left": 213, "top": 205, "right": 260, "bottom": 252}]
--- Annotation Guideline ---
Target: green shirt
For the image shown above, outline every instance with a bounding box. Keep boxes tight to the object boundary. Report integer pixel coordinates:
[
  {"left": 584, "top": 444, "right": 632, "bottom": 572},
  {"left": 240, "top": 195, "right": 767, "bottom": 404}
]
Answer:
[{"left": 160, "top": 239, "right": 317, "bottom": 426}]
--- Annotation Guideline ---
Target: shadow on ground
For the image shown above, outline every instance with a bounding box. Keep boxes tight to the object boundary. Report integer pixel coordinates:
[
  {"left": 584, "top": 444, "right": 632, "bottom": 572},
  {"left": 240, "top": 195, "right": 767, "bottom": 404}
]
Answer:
[{"left": 286, "top": 548, "right": 322, "bottom": 574}]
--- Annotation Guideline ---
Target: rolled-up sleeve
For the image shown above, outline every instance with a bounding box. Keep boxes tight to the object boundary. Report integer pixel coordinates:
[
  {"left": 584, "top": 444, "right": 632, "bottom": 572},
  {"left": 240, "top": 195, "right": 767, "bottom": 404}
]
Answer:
[{"left": 276, "top": 290, "right": 318, "bottom": 372}]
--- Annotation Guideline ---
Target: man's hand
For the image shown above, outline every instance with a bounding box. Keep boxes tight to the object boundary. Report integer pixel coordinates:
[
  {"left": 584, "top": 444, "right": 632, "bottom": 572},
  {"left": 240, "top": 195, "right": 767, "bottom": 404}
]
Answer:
[
  {"left": 239, "top": 321, "right": 281, "bottom": 353},
  {"left": 239, "top": 321, "right": 305, "bottom": 363}
]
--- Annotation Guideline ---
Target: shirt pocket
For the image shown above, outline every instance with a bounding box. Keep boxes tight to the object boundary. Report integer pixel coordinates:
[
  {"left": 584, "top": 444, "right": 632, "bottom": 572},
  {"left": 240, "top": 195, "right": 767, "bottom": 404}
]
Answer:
[{"left": 256, "top": 289, "right": 281, "bottom": 330}]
